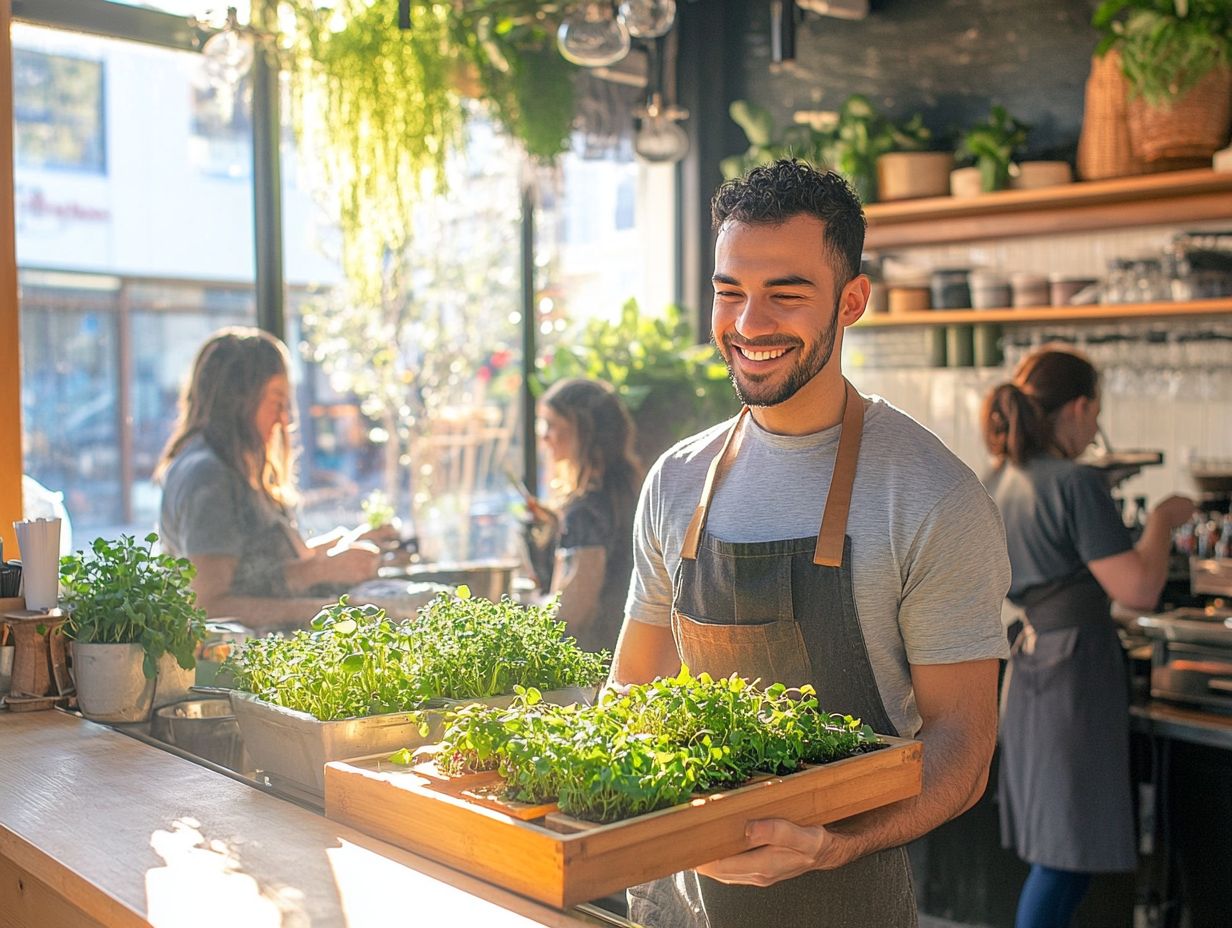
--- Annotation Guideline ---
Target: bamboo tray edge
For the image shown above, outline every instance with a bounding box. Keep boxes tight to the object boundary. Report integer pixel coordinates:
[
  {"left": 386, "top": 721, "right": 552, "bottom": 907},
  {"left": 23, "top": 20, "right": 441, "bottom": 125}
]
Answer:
[{"left": 325, "top": 736, "right": 923, "bottom": 909}]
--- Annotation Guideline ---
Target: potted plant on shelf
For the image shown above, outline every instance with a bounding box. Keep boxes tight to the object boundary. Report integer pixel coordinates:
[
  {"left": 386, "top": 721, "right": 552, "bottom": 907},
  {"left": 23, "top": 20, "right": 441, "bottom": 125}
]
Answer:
[
  {"left": 871, "top": 108, "right": 952, "bottom": 202},
  {"left": 1093, "top": 0, "right": 1232, "bottom": 164},
  {"left": 59, "top": 534, "right": 208, "bottom": 723},
  {"left": 953, "top": 105, "right": 1031, "bottom": 197}
]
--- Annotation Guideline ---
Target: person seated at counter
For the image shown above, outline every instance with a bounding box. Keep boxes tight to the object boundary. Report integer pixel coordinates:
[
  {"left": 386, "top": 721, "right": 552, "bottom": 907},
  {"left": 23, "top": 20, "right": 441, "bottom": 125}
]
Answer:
[
  {"left": 156, "top": 327, "right": 392, "bottom": 630},
  {"left": 523, "top": 378, "right": 643, "bottom": 653},
  {"left": 981, "top": 345, "right": 1194, "bottom": 928}
]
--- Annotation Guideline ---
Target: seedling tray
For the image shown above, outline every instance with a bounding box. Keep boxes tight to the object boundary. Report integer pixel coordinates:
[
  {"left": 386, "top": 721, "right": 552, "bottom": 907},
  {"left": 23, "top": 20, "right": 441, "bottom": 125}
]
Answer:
[
  {"left": 230, "top": 686, "right": 597, "bottom": 800},
  {"left": 324, "top": 736, "right": 922, "bottom": 908}
]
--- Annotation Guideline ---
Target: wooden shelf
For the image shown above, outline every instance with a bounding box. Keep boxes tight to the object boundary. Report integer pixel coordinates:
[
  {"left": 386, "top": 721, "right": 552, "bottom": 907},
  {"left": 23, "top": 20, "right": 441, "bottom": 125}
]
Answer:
[
  {"left": 853, "top": 298, "right": 1232, "bottom": 328},
  {"left": 864, "top": 169, "right": 1232, "bottom": 249}
]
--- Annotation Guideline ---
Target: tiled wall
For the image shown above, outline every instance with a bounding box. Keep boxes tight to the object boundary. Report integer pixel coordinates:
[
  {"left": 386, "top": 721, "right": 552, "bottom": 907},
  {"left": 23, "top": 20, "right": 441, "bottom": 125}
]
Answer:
[{"left": 846, "top": 222, "right": 1232, "bottom": 510}]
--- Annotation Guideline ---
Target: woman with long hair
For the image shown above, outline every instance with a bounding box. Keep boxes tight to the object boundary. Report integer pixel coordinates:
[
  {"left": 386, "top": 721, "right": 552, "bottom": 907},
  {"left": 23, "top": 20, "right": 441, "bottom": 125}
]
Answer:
[
  {"left": 526, "top": 377, "right": 643, "bottom": 653},
  {"left": 982, "top": 346, "right": 1192, "bottom": 928},
  {"left": 156, "top": 327, "right": 386, "bottom": 628}
]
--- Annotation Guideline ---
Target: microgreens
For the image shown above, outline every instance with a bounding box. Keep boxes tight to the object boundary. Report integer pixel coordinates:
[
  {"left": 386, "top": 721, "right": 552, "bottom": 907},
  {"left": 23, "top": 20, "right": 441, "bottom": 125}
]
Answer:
[
  {"left": 223, "top": 590, "right": 609, "bottom": 721},
  {"left": 432, "top": 667, "right": 881, "bottom": 824}
]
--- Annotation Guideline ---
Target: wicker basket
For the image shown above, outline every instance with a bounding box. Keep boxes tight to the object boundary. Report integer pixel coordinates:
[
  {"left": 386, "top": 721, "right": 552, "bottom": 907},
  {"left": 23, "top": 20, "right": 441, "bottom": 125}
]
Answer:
[
  {"left": 1078, "top": 51, "right": 1148, "bottom": 181},
  {"left": 1127, "top": 65, "right": 1232, "bottom": 163}
]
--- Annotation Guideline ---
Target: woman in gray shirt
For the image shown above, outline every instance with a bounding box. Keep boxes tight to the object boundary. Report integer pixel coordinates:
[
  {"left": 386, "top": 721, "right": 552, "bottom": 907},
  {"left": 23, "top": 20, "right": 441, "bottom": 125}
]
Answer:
[
  {"left": 983, "top": 346, "right": 1192, "bottom": 928},
  {"left": 157, "top": 328, "right": 386, "bottom": 629}
]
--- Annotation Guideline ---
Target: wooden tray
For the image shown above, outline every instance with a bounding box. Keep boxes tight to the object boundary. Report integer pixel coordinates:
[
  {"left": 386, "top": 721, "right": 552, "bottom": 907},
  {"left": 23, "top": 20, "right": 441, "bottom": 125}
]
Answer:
[{"left": 325, "top": 737, "right": 923, "bottom": 908}]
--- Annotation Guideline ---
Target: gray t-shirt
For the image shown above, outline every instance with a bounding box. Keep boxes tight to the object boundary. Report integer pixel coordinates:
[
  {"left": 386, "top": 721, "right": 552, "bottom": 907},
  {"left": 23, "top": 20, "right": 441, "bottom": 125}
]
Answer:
[
  {"left": 985, "top": 456, "right": 1133, "bottom": 601},
  {"left": 625, "top": 394, "right": 1012, "bottom": 737},
  {"left": 159, "top": 435, "right": 298, "bottom": 596}
]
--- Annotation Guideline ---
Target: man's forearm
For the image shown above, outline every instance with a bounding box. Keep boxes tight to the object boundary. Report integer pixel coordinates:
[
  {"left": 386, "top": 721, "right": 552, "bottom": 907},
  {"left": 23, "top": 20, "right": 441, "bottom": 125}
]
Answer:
[{"left": 823, "top": 711, "right": 994, "bottom": 862}]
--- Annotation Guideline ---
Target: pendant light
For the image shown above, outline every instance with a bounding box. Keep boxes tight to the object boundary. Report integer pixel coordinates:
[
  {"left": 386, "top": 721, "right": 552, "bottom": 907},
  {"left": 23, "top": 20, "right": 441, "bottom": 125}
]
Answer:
[
  {"left": 618, "top": 0, "right": 677, "bottom": 39},
  {"left": 557, "top": 1, "right": 632, "bottom": 68},
  {"left": 634, "top": 92, "right": 689, "bottom": 163}
]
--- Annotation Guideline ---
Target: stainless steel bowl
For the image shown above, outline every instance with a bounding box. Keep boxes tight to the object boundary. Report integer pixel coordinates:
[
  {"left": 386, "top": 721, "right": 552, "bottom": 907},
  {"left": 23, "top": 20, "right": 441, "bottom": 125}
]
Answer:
[{"left": 152, "top": 697, "right": 248, "bottom": 772}]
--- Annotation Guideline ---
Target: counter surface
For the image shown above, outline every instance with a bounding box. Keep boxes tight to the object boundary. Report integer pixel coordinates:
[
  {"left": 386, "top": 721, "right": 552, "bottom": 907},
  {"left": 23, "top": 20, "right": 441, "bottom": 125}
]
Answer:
[
  {"left": 1130, "top": 699, "right": 1232, "bottom": 751},
  {"left": 0, "top": 710, "right": 601, "bottom": 928}
]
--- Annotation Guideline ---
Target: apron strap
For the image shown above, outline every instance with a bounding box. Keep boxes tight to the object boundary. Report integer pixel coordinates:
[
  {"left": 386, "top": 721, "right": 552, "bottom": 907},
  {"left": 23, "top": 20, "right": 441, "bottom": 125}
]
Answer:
[
  {"left": 682, "top": 407, "right": 750, "bottom": 561},
  {"left": 681, "top": 380, "right": 866, "bottom": 566},
  {"left": 813, "top": 379, "right": 864, "bottom": 568}
]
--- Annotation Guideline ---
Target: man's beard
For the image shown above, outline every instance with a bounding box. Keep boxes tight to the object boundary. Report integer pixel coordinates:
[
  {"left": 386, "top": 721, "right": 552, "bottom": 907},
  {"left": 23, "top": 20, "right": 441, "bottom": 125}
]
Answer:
[{"left": 717, "top": 300, "right": 840, "bottom": 407}]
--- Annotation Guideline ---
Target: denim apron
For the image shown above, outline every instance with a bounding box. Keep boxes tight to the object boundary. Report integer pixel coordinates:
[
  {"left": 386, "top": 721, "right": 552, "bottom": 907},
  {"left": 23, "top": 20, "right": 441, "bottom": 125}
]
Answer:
[{"left": 627, "top": 381, "right": 917, "bottom": 928}]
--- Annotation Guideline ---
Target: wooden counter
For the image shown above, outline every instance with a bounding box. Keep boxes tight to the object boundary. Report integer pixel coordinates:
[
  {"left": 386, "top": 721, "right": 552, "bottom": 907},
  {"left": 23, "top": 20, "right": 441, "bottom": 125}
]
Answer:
[{"left": 0, "top": 710, "right": 604, "bottom": 928}]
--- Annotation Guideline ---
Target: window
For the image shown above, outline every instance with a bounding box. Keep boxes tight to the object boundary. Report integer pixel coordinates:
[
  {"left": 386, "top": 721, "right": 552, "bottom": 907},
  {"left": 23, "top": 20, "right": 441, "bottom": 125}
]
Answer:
[{"left": 13, "top": 48, "right": 106, "bottom": 172}]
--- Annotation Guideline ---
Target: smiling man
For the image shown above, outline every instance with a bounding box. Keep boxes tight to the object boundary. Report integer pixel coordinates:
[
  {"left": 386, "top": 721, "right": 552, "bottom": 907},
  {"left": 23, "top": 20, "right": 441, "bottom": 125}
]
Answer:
[{"left": 611, "top": 160, "right": 1012, "bottom": 928}]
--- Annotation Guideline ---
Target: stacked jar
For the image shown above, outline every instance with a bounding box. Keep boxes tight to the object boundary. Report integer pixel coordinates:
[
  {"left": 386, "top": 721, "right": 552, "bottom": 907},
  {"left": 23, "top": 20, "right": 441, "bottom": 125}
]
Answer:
[
  {"left": 969, "top": 269, "right": 1010, "bottom": 366},
  {"left": 931, "top": 269, "right": 972, "bottom": 367},
  {"left": 1010, "top": 272, "right": 1050, "bottom": 308}
]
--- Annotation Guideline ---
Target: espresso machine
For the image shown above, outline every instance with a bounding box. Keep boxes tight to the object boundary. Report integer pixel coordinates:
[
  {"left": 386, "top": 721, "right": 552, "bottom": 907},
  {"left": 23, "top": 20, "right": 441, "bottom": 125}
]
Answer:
[{"left": 1137, "top": 463, "right": 1232, "bottom": 712}]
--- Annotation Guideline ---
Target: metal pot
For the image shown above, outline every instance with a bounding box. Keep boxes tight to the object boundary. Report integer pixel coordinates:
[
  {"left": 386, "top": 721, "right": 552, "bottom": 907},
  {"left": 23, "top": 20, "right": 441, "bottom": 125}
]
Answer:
[{"left": 152, "top": 697, "right": 248, "bottom": 773}]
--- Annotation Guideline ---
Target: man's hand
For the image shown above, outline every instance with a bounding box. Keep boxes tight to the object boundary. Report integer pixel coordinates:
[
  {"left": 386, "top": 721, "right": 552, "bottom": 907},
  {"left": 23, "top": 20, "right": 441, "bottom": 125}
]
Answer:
[{"left": 695, "top": 820, "right": 862, "bottom": 886}]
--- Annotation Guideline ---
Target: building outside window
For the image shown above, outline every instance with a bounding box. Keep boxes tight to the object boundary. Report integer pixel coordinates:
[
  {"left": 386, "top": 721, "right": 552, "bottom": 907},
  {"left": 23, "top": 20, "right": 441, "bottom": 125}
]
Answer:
[{"left": 14, "top": 15, "right": 678, "bottom": 559}]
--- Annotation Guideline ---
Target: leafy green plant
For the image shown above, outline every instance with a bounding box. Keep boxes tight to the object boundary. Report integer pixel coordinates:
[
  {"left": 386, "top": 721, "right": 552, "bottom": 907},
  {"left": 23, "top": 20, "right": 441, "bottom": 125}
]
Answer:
[
  {"left": 432, "top": 668, "right": 880, "bottom": 824},
  {"left": 450, "top": 10, "right": 577, "bottom": 161},
  {"left": 829, "top": 96, "right": 934, "bottom": 203},
  {"left": 224, "top": 597, "right": 427, "bottom": 720},
  {"left": 361, "top": 490, "right": 396, "bottom": 531},
  {"left": 223, "top": 589, "right": 609, "bottom": 721},
  {"left": 719, "top": 100, "right": 831, "bottom": 181},
  {"left": 956, "top": 105, "right": 1031, "bottom": 193},
  {"left": 536, "top": 299, "right": 738, "bottom": 464},
  {"left": 277, "top": 1, "right": 578, "bottom": 306},
  {"left": 59, "top": 533, "right": 208, "bottom": 679},
  {"left": 1094, "top": 0, "right": 1232, "bottom": 107},
  {"left": 721, "top": 96, "right": 937, "bottom": 203},
  {"left": 409, "top": 588, "right": 610, "bottom": 699}
]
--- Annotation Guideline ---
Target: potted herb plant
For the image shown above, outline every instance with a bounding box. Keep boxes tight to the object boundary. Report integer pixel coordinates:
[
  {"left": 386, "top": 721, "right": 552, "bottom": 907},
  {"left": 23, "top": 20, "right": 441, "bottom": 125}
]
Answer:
[
  {"left": 1093, "top": 0, "right": 1232, "bottom": 164},
  {"left": 223, "top": 589, "right": 609, "bottom": 798},
  {"left": 59, "top": 534, "right": 208, "bottom": 723},
  {"left": 953, "top": 105, "right": 1031, "bottom": 196}
]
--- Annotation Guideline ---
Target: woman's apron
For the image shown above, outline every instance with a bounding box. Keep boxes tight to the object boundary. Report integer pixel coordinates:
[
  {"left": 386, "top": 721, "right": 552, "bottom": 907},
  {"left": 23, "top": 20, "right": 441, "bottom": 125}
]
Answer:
[
  {"left": 627, "top": 381, "right": 917, "bottom": 928},
  {"left": 998, "top": 571, "right": 1136, "bottom": 873}
]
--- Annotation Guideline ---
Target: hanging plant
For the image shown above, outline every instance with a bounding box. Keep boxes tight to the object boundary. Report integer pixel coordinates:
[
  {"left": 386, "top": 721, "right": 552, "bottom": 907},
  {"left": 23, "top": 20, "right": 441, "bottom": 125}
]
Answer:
[
  {"left": 280, "top": 1, "right": 462, "bottom": 305},
  {"left": 278, "top": 1, "right": 580, "bottom": 303},
  {"left": 450, "top": 9, "right": 579, "bottom": 161}
]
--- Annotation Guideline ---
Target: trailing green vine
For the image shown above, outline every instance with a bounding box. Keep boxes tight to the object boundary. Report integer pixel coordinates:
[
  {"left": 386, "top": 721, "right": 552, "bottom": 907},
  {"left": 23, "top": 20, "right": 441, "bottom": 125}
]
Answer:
[{"left": 280, "top": 1, "right": 462, "bottom": 306}]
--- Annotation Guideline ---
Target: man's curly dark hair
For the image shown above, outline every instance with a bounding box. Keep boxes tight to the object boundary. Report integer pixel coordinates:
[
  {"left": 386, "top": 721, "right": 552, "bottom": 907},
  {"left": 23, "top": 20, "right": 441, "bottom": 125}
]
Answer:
[{"left": 710, "top": 159, "right": 866, "bottom": 287}]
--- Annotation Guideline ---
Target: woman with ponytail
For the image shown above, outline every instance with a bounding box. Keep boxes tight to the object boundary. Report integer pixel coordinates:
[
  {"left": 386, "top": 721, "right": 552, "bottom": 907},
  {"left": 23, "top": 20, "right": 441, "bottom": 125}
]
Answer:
[{"left": 982, "top": 346, "right": 1193, "bottom": 928}]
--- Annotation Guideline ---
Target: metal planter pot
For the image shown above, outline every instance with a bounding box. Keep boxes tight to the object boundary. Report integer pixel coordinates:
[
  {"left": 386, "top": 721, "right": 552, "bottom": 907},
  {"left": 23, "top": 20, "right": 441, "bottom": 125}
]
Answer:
[{"left": 230, "top": 684, "right": 597, "bottom": 802}]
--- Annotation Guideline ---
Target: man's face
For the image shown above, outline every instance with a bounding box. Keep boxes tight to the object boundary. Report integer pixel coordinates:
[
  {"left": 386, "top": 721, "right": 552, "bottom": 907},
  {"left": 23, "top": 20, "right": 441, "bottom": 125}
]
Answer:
[{"left": 711, "top": 215, "right": 843, "bottom": 408}]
